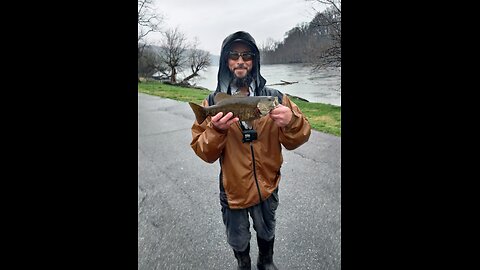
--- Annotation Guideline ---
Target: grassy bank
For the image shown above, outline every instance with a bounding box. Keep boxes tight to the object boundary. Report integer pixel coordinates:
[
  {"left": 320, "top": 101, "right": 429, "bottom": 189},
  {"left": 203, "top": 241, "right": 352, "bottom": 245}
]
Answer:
[{"left": 138, "top": 81, "right": 340, "bottom": 136}]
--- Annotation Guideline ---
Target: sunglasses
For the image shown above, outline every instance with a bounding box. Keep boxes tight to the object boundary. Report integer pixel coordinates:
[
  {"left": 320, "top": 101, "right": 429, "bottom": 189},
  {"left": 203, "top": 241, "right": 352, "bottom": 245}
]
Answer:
[{"left": 228, "top": 51, "right": 255, "bottom": 61}]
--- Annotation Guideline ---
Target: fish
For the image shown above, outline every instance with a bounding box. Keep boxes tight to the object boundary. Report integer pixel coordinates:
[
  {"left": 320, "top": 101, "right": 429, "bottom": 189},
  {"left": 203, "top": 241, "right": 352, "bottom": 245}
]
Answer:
[{"left": 189, "top": 92, "right": 279, "bottom": 124}]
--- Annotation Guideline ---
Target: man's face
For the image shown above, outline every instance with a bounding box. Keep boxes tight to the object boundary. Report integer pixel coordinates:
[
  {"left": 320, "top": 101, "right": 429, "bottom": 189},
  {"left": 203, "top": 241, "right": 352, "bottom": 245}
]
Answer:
[{"left": 228, "top": 43, "right": 254, "bottom": 79}]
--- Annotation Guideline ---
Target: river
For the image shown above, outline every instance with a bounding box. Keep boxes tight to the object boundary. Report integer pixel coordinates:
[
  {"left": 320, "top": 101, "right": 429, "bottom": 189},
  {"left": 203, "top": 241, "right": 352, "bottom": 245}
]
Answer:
[{"left": 190, "top": 63, "right": 341, "bottom": 106}]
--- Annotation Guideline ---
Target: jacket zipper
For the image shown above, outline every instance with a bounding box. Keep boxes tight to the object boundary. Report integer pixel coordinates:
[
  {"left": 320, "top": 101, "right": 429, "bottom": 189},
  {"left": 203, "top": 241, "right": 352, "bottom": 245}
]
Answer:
[{"left": 250, "top": 142, "right": 263, "bottom": 202}]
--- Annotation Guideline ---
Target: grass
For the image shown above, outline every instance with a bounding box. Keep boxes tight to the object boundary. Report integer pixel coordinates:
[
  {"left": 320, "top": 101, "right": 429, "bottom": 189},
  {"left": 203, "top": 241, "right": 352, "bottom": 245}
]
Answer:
[
  {"left": 138, "top": 80, "right": 341, "bottom": 136},
  {"left": 288, "top": 97, "right": 341, "bottom": 136}
]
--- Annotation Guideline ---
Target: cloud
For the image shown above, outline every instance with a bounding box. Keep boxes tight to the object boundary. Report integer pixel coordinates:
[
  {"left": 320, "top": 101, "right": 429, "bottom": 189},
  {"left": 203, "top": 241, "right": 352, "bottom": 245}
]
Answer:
[{"left": 149, "top": 0, "right": 321, "bottom": 54}]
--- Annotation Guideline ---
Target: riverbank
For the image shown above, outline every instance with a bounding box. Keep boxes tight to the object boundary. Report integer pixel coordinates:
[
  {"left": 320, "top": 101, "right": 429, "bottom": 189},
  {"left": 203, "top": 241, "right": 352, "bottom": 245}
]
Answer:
[{"left": 138, "top": 81, "right": 340, "bottom": 136}]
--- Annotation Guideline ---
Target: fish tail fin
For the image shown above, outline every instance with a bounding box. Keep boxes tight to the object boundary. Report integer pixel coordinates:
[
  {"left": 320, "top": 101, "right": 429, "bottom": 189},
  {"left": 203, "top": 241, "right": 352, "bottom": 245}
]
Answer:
[{"left": 189, "top": 102, "right": 207, "bottom": 124}]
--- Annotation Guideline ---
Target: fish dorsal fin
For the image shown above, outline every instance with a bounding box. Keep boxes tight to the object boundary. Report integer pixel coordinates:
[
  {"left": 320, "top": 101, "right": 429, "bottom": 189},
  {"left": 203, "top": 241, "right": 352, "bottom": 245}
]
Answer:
[
  {"left": 214, "top": 92, "right": 244, "bottom": 104},
  {"left": 214, "top": 92, "right": 230, "bottom": 104}
]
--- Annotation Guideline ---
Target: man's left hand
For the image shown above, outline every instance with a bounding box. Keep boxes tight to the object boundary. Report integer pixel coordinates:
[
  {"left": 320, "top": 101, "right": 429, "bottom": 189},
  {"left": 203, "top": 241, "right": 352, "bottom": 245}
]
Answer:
[{"left": 269, "top": 104, "right": 293, "bottom": 127}]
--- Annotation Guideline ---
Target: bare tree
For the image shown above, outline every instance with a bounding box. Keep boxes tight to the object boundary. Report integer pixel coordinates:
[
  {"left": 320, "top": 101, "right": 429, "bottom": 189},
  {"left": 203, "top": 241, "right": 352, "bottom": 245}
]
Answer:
[
  {"left": 309, "top": 0, "right": 341, "bottom": 69},
  {"left": 181, "top": 38, "right": 211, "bottom": 84},
  {"left": 161, "top": 27, "right": 189, "bottom": 83},
  {"left": 138, "top": 0, "right": 163, "bottom": 61}
]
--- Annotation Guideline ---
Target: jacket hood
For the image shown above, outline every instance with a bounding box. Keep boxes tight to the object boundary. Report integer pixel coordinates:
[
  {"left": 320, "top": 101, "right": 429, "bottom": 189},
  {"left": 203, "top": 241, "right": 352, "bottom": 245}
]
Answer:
[{"left": 215, "top": 31, "right": 267, "bottom": 95}]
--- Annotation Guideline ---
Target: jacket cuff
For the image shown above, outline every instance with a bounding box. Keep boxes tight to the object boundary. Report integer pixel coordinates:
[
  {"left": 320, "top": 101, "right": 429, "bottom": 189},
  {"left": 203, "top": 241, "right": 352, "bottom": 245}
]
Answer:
[{"left": 283, "top": 107, "right": 301, "bottom": 131}]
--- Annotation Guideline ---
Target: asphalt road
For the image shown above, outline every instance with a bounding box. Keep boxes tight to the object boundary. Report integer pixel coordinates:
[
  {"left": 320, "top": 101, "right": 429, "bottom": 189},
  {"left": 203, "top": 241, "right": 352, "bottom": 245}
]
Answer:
[{"left": 138, "top": 93, "right": 341, "bottom": 270}]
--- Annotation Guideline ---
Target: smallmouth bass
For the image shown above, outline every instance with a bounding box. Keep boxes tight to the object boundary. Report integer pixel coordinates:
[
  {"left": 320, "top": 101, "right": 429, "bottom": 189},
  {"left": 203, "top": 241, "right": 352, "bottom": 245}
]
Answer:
[{"left": 189, "top": 92, "right": 279, "bottom": 124}]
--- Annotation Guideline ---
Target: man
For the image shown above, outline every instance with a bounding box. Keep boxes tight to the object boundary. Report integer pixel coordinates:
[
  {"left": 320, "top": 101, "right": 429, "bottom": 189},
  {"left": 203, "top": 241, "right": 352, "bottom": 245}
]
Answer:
[{"left": 190, "top": 31, "right": 311, "bottom": 270}]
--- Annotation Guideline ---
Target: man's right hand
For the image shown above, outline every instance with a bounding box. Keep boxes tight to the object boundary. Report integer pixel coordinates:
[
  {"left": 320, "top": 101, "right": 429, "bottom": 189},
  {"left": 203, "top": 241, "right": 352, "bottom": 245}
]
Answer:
[{"left": 211, "top": 112, "right": 239, "bottom": 131}]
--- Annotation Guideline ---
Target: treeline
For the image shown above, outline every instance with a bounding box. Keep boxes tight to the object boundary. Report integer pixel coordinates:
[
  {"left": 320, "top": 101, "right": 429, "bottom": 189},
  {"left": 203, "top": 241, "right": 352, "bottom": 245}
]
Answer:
[{"left": 260, "top": 2, "right": 341, "bottom": 68}]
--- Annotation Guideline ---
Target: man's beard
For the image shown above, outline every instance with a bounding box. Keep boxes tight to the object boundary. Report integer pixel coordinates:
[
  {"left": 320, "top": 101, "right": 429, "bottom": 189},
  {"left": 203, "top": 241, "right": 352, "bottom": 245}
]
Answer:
[{"left": 232, "top": 73, "right": 253, "bottom": 88}]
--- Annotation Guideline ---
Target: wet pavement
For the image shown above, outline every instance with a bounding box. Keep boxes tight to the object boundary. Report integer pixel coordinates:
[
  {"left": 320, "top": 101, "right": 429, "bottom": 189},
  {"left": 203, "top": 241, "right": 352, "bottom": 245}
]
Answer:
[{"left": 138, "top": 93, "right": 340, "bottom": 269}]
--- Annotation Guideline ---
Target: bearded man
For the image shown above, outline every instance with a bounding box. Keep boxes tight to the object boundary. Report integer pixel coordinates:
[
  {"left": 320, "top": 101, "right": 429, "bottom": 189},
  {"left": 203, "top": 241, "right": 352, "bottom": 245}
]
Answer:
[{"left": 190, "top": 31, "right": 311, "bottom": 270}]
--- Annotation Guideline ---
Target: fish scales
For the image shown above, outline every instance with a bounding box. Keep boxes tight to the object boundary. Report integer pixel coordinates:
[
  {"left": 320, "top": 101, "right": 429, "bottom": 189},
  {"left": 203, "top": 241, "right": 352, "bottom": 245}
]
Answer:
[
  {"left": 188, "top": 93, "right": 279, "bottom": 124},
  {"left": 207, "top": 98, "right": 260, "bottom": 121}
]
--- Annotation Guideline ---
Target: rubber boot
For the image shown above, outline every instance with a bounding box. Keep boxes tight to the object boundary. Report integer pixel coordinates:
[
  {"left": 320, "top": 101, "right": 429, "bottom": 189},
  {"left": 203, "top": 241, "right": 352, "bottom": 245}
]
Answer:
[
  {"left": 233, "top": 243, "right": 251, "bottom": 270},
  {"left": 256, "top": 236, "right": 278, "bottom": 270}
]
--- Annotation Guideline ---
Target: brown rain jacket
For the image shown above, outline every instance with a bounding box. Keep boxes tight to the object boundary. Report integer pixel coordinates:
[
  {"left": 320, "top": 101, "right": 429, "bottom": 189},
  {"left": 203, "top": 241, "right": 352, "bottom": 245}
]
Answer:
[{"left": 190, "top": 93, "right": 311, "bottom": 209}]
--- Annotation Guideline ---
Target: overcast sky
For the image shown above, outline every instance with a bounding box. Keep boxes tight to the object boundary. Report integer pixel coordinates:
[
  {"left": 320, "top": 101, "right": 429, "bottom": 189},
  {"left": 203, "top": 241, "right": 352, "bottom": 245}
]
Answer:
[{"left": 147, "top": 0, "right": 325, "bottom": 55}]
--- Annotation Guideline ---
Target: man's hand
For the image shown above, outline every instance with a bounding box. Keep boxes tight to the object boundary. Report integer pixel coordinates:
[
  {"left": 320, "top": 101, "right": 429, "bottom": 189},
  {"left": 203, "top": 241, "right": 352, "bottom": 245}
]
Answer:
[
  {"left": 211, "top": 112, "right": 239, "bottom": 131},
  {"left": 269, "top": 104, "right": 293, "bottom": 127}
]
